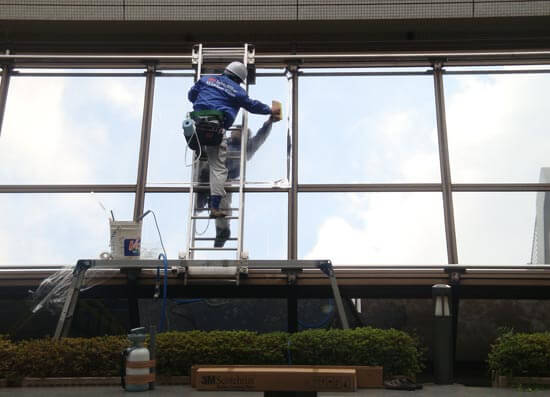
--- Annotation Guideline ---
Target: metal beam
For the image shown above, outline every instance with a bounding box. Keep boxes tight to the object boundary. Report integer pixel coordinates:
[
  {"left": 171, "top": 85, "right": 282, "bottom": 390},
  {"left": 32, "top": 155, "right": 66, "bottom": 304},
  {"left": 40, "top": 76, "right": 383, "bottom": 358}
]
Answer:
[
  {"left": 0, "top": 184, "right": 136, "bottom": 193},
  {"left": 288, "top": 66, "right": 299, "bottom": 261},
  {"left": 2, "top": 49, "right": 550, "bottom": 69},
  {"left": 6, "top": 182, "right": 550, "bottom": 195},
  {"left": 133, "top": 65, "right": 156, "bottom": 222},
  {"left": 0, "top": 65, "right": 12, "bottom": 137},
  {"left": 433, "top": 63, "right": 459, "bottom": 264},
  {"left": 298, "top": 183, "right": 442, "bottom": 192}
]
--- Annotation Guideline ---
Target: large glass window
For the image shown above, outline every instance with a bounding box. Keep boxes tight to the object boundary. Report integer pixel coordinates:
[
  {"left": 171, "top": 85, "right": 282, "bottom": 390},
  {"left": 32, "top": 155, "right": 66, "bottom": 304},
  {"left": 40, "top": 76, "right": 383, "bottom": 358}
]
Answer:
[
  {"left": 148, "top": 76, "right": 194, "bottom": 185},
  {"left": 299, "top": 192, "right": 447, "bottom": 264},
  {"left": 446, "top": 71, "right": 550, "bottom": 183},
  {"left": 299, "top": 70, "right": 440, "bottom": 184},
  {"left": 244, "top": 193, "right": 287, "bottom": 259},
  {"left": 142, "top": 193, "right": 189, "bottom": 259},
  {"left": 453, "top": 192, "right": 538, "bottom": 264},
  {"left": 0, "top": 193, "right": 134, "bottom": 265},
  {"left": 0, "top": 73, "right": 144, "bottom": 184},
  {"left": 247, "top": 73, "right": 290, "bottom": 184}
]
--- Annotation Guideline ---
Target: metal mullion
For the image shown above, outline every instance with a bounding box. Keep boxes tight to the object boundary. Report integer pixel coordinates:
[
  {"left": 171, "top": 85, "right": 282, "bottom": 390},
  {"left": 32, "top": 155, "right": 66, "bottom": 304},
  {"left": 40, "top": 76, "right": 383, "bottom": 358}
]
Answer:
[
  {"left": 10, "top": 182, "right": 550, "bottom": 194},
  {"left": 0, "top": 185, "right": 136, "bottom": 193},
  {"left": 433, "top": 63, "right": 458, "bottom": 265},
  {"left": 133, "top": 65, "right": 156, "bottom": 222},
  {"left": 145, "top": 186, "right": 291, "bottom": 193},
  {"left": 12, "top": 72, "right": 146, "bottom": 78},
  {"left": 0, "top": 65, "right": 11, "bottom": 137},
  {"left": 453, "top": 183, "right": 550, "bottom": 192},
  {"left": 288, "top": 66, "right": 299, "bottom": 260},
  {"left": 155, "top": 72, "right": 195, "bottom": 77},
  {"left": 2, "top": 49, "right": 550, "bottom": 70},
  {"left": 298, "top": 183, "right": 442, "bottom": 192},
  {"left": 301, "top": 71, "right": 432, "bottom": 77},
  {"left": 445, "top": 69, "right": 550, "bottom": 76}
]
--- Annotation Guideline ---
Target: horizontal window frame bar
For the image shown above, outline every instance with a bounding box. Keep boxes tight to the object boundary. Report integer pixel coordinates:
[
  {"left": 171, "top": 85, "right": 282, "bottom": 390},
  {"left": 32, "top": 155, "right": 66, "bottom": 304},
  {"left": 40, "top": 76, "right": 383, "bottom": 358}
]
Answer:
[
  {"left": 3, "top": 183, "right": 550, "bottom": 194},
  {"left": 2, "top": 50, "right": 550, "bottom": 70}
]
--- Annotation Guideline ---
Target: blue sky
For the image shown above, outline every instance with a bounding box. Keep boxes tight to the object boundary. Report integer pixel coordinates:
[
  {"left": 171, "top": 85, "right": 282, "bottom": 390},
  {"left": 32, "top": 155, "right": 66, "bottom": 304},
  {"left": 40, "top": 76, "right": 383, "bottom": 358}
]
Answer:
[{"left": 1, "top": 67, "right": 550, "bottom": 265}]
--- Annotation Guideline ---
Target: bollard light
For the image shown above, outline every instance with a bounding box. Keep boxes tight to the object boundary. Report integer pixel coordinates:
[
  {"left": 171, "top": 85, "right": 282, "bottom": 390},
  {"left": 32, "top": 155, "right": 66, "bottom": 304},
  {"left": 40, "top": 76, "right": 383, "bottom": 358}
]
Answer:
[
  {"left": 432, "top": 284, "right": 453, "bottom": 384},
  {"left": 433, "top": 284, "right": 451, "bottom": 317}
]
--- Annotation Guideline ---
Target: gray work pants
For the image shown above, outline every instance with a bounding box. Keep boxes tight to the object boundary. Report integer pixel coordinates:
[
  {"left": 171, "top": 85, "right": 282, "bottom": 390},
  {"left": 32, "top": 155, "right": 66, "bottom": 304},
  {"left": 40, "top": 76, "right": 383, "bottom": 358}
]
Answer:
[{"left": 204, "top": 141, "right": 227, "bottom": 198}]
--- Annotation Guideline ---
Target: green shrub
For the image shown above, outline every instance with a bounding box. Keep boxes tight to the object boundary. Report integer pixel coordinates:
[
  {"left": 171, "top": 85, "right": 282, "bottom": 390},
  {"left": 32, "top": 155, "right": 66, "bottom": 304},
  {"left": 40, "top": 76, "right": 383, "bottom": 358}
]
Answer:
[
  {"left": 11, "top": 336, "right": 128, "bottom": 378},
  {"left": 156, "top": 330, "right": 287, "bottom": 375},
  {"left": 4, "top": 328, "right": 423, "bottom": 379},
  {"left": 488, "top": 331, "right": 550, "bottom": 377},
  {"left": 0, "top": 335, "right": 16, "bottom": 379},
  {"left": 288, "top": 327, "right": 423, "bottom": 377}
]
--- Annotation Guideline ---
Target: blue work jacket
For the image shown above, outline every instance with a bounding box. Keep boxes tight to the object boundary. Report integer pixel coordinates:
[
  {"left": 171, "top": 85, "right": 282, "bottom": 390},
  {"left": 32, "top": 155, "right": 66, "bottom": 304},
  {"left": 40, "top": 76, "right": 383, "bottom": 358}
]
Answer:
[{"left": 188, "top": 74, "right": 271, "bottom": 129}]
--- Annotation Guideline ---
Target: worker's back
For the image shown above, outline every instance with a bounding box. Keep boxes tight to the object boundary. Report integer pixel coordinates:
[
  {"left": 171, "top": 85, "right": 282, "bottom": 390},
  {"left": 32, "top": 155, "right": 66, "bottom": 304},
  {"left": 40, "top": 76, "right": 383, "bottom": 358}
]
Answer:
[{"left": 188, "top": 74, "right": 245, "bottom": 129}]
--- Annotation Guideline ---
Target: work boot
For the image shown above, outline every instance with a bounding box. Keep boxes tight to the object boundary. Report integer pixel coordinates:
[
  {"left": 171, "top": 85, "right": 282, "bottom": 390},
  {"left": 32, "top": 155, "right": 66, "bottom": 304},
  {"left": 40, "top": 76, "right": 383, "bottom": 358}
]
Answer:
[
  {"left": 214, "top": 227, "right": 231, "bottom": 247},
  {"left": 209, "top": 195, "right": 226, "bottom": 218}
]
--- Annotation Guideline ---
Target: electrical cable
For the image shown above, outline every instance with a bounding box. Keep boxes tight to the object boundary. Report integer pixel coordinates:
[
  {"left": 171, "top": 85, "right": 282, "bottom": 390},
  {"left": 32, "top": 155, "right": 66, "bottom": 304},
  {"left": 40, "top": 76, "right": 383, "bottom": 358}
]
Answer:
[
  {"left": 173, "top": 299, "right": 203, "bottom": 304},
  {"left": 140, "top": 209, "right": 169, "bottom": 332},
  {"left": 158, "top": 253, "right": 169, "bottom": 332}
]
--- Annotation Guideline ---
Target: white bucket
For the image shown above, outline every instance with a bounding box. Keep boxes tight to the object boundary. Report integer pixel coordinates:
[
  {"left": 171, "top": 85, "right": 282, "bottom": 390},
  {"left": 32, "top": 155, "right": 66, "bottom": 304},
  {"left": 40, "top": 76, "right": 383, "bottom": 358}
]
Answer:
[{"left": 110, "top": 220, "right": 142, "bottom": 259}]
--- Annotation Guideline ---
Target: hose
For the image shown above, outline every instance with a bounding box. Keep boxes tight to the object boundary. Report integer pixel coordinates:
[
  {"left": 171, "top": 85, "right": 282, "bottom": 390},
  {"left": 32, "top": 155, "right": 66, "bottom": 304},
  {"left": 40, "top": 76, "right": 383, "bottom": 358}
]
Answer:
[
  {"left": 297, "top": 299, "right": 335, "bottom": 329},
  {"left": 158, "top": 253, "right": 169, "bottom": 332}
]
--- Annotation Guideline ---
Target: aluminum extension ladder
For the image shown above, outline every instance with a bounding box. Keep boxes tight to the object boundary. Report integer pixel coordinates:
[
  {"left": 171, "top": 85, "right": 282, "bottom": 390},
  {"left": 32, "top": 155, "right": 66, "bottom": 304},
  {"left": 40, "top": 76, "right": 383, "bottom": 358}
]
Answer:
[{"left": 183, "top": 44, "right": 255, "bottom": 261}]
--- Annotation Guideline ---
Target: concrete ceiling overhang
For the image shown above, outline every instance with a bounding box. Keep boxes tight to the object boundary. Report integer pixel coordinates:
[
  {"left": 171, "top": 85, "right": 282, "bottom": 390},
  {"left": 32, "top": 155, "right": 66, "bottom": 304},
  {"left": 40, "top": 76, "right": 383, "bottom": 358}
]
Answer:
[{"left": 1, "top": 17, "right": 550, "bottom": 53}]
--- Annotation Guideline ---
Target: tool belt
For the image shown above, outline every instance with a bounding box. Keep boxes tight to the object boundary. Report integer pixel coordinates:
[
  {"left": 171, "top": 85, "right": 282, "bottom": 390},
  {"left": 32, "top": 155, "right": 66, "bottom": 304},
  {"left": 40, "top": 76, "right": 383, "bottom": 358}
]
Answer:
[{"left": 186, "top": 110, "right": 225, "bottom": 151}]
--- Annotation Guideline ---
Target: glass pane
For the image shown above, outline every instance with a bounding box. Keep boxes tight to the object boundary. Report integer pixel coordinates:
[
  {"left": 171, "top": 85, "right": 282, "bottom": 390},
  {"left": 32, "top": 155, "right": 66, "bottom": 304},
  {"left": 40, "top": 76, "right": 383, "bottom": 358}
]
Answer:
[
  {"left": 0, "top": 75, "right": 144, "bottom": 184},
  {"left": 143, "top": 192, "right": 286, "bottom": 260},
  {"left": 148, "top": 73, "right": 288, "bottom": 186},
  {"left": 0, "top": 193, "right": 134, "bottom": 265},
  {"left": 299, "top": 73, "right": 440, "bottom": 183},
  {"left": 244, "top": 193, "right": 287, "bottom": 259},
  {"left": 142, "top": 193, "right": 189, "bottom": 259},
  {"left": 148, "top": 77, "right": 194, "bottom": 185},
  {"left": 299, "top": 192, "right": 447, "bottom": 264},
  {"left": 453, "top": 192, "right": 539, "bottom": 265},
  {"left": 446, "top": 73, "right": 550, "bottom": 182},
  {"left": 247, "top": 75, "right": 289, "bottom": 183}
]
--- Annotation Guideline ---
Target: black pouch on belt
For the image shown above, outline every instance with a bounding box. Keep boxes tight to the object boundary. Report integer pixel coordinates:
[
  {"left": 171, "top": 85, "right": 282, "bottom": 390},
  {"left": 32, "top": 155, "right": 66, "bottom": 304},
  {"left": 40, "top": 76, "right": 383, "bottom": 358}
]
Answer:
[{"left": 186, "top": 114, "right": 224, "bottom": 151}]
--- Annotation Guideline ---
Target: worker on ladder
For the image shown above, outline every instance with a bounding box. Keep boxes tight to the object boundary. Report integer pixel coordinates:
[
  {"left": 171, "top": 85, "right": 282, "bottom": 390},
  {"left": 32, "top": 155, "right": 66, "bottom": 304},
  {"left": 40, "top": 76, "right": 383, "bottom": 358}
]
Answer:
[
  {"left": 196, "top": 114, "right": 281, "bottom": 247},
  {"left": 187, "top": 61, "right": 278, "bottom": 218}
]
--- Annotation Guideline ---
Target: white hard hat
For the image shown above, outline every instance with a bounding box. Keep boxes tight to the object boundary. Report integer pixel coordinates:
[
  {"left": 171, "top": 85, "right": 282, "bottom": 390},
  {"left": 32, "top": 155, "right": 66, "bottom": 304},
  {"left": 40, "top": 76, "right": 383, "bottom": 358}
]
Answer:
[{"left": 225, "top": 61, "right": 247, "bottom": 82}]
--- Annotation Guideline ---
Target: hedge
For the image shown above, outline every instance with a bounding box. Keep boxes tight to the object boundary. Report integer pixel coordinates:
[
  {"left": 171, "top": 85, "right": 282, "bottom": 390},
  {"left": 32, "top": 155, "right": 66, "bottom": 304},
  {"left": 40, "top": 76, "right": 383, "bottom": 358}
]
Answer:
[
  {"left": 0, "top": 327, "right": 423, "bottom": 382},
  {"left": 488, "top": 331, "right": 550, "bottom": 377}
]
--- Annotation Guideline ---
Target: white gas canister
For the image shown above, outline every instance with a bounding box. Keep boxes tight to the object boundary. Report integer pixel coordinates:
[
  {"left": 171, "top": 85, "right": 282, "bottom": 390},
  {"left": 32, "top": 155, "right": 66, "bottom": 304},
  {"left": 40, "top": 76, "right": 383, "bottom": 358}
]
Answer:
[{"left": 123, "top": 328, "right": 155, "bottom": 392}]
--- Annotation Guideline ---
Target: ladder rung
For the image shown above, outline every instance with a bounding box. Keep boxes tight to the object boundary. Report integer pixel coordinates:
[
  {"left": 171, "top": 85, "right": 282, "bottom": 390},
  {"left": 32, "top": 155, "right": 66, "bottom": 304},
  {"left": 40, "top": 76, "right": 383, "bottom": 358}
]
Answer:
[
  {"left": 190, "top": 247, "right": 238, "bottom": 251},
  {"left": 192, "top": 216, "right": 239, "bottom": 220},
  {"left": 194, "top": 237, "right": 238, "bottom": 241},
  {"left": 194, "top": 208, "right": 239, "bottom": 212},
  {"left": 203, "top": 49, "right": 245, "bottom": 54}
]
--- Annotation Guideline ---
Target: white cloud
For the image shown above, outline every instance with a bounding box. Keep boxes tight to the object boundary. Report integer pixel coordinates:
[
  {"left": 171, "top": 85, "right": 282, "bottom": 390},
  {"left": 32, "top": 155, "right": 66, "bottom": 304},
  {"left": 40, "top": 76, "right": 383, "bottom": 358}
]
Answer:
[
  {"left": 447, "top": 74, "right": 550, "bottom": 182},
  {"left": 0, "top": 78, "right": 94, "bottom": 183},
  {"left": 305, "top": 193, "right": 447, "bottom": 265},
  {"left": 0, "top": 77, "right": 141, "bottom": 265},
  {"left": 92, "top": 78, "right": 144, "bottom": 119},
  {"left": 305, "top": 73, "right": 550, "bottom": 265}
]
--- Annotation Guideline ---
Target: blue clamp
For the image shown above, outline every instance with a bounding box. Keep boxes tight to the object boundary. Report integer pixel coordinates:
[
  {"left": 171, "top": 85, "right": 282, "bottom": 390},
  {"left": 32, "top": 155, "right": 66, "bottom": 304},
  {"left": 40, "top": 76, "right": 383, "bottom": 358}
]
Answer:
[
  {"left": 74, "top": 260, "right": 92, "bottom": 275},
  {"left": 317, "top": 260, "right": 333, "bottom": 277}
]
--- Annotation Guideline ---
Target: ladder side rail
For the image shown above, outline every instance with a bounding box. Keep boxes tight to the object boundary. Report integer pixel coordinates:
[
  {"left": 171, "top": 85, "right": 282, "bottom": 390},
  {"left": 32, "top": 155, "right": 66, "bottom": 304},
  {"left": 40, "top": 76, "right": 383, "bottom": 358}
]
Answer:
[
  {"left": 236, "top": 43, "right": 251, "bottom": 259},
  {"left": 185, "top": 44, "right": 203, "bottom": 259}
]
